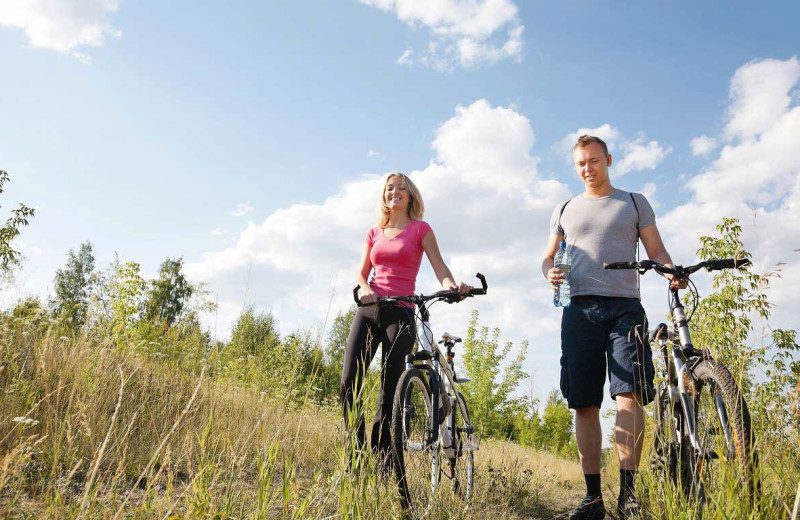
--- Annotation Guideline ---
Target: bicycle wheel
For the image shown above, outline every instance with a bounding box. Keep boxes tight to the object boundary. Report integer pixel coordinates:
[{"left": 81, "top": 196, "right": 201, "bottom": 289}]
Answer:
[
  {"left": 690, "top": 359, "right": 756, "bottom": 502},
  {"left": 391, "top": 368, "right": 440, "bottom": 513},
  {"left": 449, "top": 392, "right": 474, "bottom": 499}
]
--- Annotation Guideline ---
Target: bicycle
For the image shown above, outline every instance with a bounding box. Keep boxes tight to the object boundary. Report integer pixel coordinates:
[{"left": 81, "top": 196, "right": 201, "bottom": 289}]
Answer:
[
  {"left": 353, "top": 273, "right": 487, "bottom": 514},
  {"left": 603, "top": 258, "right": 758, "bottom": 507}
]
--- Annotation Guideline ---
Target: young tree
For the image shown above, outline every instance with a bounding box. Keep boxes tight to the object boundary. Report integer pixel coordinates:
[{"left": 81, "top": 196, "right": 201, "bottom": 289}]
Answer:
[
  {"left": 110, "top": 261, "right": 146, "bottom": 341},
  {"left": 0, "top": 170, "right": 35, "bottom": 270},
  {"left": 460, "top": 310, "right": 528, "bottom": 439},
  {"left": 52, "top": 241, "right": 96, "bottom": 328},
  {"left": 144, "top": 257, "right": 194, "bottom": 328}
]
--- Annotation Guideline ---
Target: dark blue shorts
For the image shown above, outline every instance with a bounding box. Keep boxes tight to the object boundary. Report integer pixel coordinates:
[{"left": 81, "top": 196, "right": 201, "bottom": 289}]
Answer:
[{"left": 559, "top": 296, "right": 654, "bottom": 409}]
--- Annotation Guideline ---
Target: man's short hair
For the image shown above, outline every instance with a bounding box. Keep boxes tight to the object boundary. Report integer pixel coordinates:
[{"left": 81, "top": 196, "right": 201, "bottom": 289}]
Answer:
[{"left": 574, "top": 134, "right": 609, "bottom": 157}]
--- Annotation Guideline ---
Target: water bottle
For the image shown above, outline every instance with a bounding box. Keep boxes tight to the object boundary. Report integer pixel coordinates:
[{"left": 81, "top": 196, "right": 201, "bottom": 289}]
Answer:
[{"left": 553, "top": 241, "right": 571, "bottom": 307}]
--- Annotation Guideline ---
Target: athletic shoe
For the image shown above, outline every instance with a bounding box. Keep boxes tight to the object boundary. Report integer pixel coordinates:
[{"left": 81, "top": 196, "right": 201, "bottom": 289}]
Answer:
[
  {"left": 568, "top": 496, "right": 606, "bottom": 520},
  {"left": 617, "top": 493, "right": 641, "bottom": 518}
]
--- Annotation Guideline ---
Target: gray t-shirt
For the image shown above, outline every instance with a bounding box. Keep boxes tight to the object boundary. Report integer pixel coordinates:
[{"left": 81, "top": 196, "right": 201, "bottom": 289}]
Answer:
[{"left": 549, "top": 189, "right": 656, "bottom": 299}]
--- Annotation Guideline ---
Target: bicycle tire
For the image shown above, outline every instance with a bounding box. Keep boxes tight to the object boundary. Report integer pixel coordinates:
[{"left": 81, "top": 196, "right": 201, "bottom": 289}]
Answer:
[
  {"left": 449, "top": 391, "right": 474, "bottom": 499},
  {"left": 391, "top": 368, "right": 440, "bottom": 513},
  {"left": 690, "top": 359, "right": 756, "bottom": 501}
]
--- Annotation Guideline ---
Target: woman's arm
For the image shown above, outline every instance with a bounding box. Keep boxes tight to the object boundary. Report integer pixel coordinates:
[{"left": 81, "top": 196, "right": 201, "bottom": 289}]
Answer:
[
  {"left": 355, "top": 241, "right": 378, "bottom": 304},
  {"left": 422, "top": 230, "right": 472, "bottom": 294}
]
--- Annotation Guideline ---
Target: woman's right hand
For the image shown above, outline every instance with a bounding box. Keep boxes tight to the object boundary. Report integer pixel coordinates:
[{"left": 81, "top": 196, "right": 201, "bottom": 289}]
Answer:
[
  {"left": 547, "top": 267, "right": 564, "bottom": 290},
  {"left": 358, "top": 286, "right": 378, "bottom": 305}
]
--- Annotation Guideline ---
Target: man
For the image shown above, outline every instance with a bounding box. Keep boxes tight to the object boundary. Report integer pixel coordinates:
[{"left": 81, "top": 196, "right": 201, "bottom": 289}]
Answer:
[{"left": 542, "top": 135, "right": 686, "bottom": 519}]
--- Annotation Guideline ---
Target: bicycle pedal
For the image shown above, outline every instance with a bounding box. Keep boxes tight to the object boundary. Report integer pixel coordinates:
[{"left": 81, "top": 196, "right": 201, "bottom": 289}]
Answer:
[{"left": 458, "top": 426, "right": 476, "bottom": 434}]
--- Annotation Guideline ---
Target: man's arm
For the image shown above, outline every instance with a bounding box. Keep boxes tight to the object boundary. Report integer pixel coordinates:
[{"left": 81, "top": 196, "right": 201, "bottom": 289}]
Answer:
[
  {"left": 542, "top": 232, "right": 565, "bottom": 290},
  {"left": 639, "top": 224, "right": 688, "bottom": 289}
]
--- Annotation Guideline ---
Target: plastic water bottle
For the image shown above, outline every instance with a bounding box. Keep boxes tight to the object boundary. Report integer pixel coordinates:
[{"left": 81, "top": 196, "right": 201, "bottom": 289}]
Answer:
[{"left": 553, "top": 241, "right": 571, "bottom": 307}]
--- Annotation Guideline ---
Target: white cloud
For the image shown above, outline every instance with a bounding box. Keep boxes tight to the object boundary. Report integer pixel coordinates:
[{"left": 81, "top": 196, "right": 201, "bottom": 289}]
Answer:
[
  {"left": 555, "top": 125, "right": 670, "bottom": 176},
  {"left": 0, "top": 0, "right": 122, "bottom": 61},
  {"left": 396, "top": 49, "right": 414, "bottom": 66},
  {"left": 690, "top": 135, "right": 718, "bottom": 156},
  {"left": 360, "top": 0, "right": 524, "bottom": 71},
  {"left": 210, "top": 228, "right": 228, "bottom": 237},
  {"left": 231, "top": 202, "right": 254, "bottom": 217},
  {"left": 186, "top": 99, "right": 570, "bottom": 397},
  {"left": 724, "top": 57, "right": 800, "bottom": 142},
  {"left": 614, "top": 138, "right": 671, "bottom": 176},
  {"left": 368, "top": 150, "right": 384, "bottom": 159},
  {"left": 658, "top": 57, "right": 800, "bottom": 327}
]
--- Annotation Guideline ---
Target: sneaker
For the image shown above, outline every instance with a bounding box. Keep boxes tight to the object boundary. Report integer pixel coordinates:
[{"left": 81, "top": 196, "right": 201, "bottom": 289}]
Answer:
[
  {"left": 616, "top": 493, "right": 640, "bottom": 519},
  {"left": 569, "top": 496, "right": 606, "bottom": 520}
]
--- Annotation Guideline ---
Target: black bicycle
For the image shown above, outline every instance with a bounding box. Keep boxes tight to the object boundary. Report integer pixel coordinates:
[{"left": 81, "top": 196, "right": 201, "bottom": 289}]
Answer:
[
  {"left": 604, "top": 258, "right": 757, "bottom": 506},
  {"left": 353, "top": 274, "right": 487, "bottom": 514}
]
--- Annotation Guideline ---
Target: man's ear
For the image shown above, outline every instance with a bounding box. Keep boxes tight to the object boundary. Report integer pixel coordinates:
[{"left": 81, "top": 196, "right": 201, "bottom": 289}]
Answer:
[{"left": 607, "top": 154, "right": 613, "bottom": 167}]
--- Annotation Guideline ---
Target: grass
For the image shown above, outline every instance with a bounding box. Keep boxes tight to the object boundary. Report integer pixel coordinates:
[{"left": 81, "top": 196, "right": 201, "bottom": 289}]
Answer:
[{"left": 1, "top": 315, "right": 798, "bottom": 519}]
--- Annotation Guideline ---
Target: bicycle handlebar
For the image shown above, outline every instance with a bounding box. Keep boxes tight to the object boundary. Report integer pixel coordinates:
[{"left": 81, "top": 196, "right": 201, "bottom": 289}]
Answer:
[
  {"left": 353, "top": 272, "right": 488, "bottom": 307},
  {"left": 602, "top": 258, "right": 750, "bottom": 278}
]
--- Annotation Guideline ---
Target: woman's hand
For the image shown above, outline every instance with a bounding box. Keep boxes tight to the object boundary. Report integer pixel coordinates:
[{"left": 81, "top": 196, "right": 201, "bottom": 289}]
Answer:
[
  {"left": 446, "top": 281, "right": 473, "bottom": 297},
  {"left": 358, "top": 285, "right": 378, "bottom": 305},
  {"left": 547, "top": 267, "right": 565, "bottom": 290}
]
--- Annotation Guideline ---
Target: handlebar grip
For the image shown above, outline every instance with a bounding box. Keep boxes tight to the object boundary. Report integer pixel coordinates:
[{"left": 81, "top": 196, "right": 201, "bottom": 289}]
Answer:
[
  {"left": 353, "top": 286, "right": 364, "bottom": 307},
  {"left": 706, "top": 258, "right": 751, "bottom": 270},
  {"left": 603, "top": 261, "right": 637, "bottom": 270},
  {"left": 471, "top": 272, "right": 488, "bottom": 295}
]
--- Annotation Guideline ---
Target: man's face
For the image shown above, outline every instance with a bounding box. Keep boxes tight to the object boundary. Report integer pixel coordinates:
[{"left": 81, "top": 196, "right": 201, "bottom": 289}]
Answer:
[{"left": 573, "top": 142, "right": 612, "bottom": 189}]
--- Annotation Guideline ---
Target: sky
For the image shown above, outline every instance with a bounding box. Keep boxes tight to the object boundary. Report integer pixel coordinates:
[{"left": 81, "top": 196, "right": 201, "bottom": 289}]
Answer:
[{"left": 1, "top": 0, "right": 799, "bottom": 415}]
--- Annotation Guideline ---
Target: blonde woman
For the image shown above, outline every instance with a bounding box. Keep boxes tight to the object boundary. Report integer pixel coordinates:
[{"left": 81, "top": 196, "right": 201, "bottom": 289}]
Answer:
[{"left": 341, "top": 172, "right": 471, "bottom": 467}]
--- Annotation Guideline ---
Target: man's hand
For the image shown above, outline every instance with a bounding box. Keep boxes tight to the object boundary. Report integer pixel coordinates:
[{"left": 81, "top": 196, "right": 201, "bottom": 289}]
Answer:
[
  {"left": 667, "top": 274, "right": 689, "bottom": 290},
  {"left": 547, "top": 267, "right": 565, "bottom": 290}
]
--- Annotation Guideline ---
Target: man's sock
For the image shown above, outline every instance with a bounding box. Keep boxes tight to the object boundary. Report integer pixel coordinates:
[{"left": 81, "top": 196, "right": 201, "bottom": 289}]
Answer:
[
  {"left": 584, "top": 473, "right": 602, "bottom": 499},
  {"left": 619, "top": 469, "right": 636, "bottom": 497}
]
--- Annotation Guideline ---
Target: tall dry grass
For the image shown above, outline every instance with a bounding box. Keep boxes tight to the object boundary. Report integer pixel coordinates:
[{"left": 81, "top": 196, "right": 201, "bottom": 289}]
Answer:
[{"left": 0, "top": 316, "right": 586, "bottom": 519}]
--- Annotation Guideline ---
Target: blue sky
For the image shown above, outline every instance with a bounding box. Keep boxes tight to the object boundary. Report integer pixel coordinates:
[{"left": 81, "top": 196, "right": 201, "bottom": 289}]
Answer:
[{"left": 2, "top": 1, "right": 799, "bottom": 408}]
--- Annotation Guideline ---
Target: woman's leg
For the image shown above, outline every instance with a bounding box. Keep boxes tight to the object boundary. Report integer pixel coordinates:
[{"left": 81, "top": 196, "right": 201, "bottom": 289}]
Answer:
[
  {"left": 371, "top": 306, "right": 417, "bottom": 458},
  {"left": 340, "top": 306, "right": 380, "bottom": 451}
]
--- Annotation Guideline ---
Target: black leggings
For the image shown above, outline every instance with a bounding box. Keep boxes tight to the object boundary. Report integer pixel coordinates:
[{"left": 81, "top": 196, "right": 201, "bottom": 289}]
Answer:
[{"left": 340, "top": 304, "right": 417, "bottom": 457}]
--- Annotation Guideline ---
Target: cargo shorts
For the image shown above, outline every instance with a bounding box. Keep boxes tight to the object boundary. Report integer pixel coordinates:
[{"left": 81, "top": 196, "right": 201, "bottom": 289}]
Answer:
[{"left": 559, "top": 295, "right": 655, "bottom": 409}]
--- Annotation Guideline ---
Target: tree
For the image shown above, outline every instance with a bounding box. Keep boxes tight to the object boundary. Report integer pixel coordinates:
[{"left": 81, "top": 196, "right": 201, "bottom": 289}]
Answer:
[
  {"left": 460, "top": 310, "right": 528, "bottom": 439},
  {"left": 693, "top": 217, "right": 799, "bottom": 424},
  {"left": 110, "top": 260, "right": 146, "bottom": 341},
  {"left": 229, "top": 306, "right": 281, "bottom": 358},
  {"left": 0, "top": 170, "right": 35, "bottom": 270},
  {"left": 52, "top": 241, "right": 96, "bottom": 328},
  {"left": 144, "top": 257, "right": 194, "bottom": 328}
]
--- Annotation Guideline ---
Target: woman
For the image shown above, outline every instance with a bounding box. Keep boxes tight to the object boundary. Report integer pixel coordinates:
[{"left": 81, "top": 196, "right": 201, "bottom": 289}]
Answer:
[{"left": 340, "top": 171, "right": 471, "bottom": 465}]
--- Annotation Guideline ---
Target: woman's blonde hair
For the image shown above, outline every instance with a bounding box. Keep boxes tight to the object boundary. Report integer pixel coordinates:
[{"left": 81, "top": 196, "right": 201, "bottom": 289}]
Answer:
[{"left": 377, "top": 172, "right": 424, "bottom": 227}]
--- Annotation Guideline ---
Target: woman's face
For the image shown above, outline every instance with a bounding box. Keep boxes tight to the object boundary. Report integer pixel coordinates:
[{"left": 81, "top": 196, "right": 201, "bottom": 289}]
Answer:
[{"left": 384, "top": 175, "right": 410, "bottom": 213}]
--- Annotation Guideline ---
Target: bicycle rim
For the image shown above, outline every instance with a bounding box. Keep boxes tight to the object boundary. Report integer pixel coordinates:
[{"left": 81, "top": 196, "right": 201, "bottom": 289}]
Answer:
[
  {"left": 392, "top": 369, "right": 439, "bottom": 513},
  {"left": 691, "top": 359, "right": 755, "bottom": 505}
]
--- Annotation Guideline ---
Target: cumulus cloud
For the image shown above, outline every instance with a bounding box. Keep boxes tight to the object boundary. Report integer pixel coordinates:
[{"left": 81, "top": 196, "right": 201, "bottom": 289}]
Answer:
[
  {"left": 659, "top": 57, "right": 800, "bottom": 320},
  {"left": 0, "top": 0, "right": 122, "bottom": 61},
  {"left": 359, "top": 0, "right": 524, "bottom": 71},
  {"left": 614, "top": 138, "right": 672, "bottom": 176},
  {"left": 690, "top": 135, "right": 718, "bottom": 156},
  {"left": 555, "top": 125, "right": 670, "bottom": 176},
  {"left": 186, "top": 100, "right": 570, "bottom": 390},
  {"left": 724, "top": 57, "right": 800, "bottom": 142},
  {"left": 231, "top": 202, "right": 254, "bottom": 217}
]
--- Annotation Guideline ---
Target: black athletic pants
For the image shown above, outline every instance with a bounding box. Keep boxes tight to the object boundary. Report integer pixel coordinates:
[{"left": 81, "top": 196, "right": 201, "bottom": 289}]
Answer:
[{"left": 340, "top": 304, "right": 416, "bottom": 457}]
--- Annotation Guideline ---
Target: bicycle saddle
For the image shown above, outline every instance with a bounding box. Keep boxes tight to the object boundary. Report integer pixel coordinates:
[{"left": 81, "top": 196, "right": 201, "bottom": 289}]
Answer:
[{"left": 440, "top": 332, "right": 462, "bottom": 343}]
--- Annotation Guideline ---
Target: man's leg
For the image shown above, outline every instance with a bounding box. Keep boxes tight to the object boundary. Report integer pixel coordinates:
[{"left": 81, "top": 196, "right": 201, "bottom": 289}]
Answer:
[
  {"left": 608, "top": 298, "right": 654, "bottom": 517},
  {"left": 575, "top": 406, "right": 603, "bottom": 474},
  {"left": 615, "top": 392, "right": 645, "bottom": 471}
]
